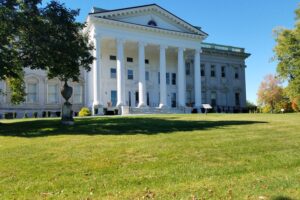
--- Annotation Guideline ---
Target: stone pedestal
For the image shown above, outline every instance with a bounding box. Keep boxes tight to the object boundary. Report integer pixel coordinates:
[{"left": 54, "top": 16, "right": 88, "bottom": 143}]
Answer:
[
  {"left": 121, "top": 106, "right": 130, "bottom": 115},
  {"left": 61, "top": 102, "right": 74, "bottom": 125}
]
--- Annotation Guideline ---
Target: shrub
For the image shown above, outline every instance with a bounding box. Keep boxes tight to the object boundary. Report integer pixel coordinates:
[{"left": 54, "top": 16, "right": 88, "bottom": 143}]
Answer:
[
  {"left": 4, "top": 113, "right": 14, "bottom": 119},
  {"left": 292, "top": 96, "right": 300, "bottom": 112},
  {"left": 33, "top": 112, "right": 38, "bottom": 118},
  {"left": 23, "top": 112, "right": 28, "bottom": 118},
  {"left": 78, "top": 107, "right": 91, "bottom": 117},
  {"left": 56, "top": 111, "right": 61, "bottom": 117}
]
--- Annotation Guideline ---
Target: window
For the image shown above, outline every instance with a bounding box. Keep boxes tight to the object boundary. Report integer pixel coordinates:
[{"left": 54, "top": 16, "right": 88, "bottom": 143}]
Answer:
[
  {"left": 221, "top": 66, "right": 226, "bottom": 78},
  {"left": 26, "top": 83, "right": 38, "bottom": 103},
  {"left": 211, "top": 91, "right": 217, "bottom": 107},
  {"left": 47, "top": 83, "right": 59, "bottom": 104},
  {"left": 166, "top": 73, "right": 170, "bottom": 85},
  {"left": 148, "top": 20, "right": 157, "bottom": 27},
  {"left": 109, "top": 55, "right": 116, "bottom": 60},
  {"left": 235, "top": 93, "right": 240, "bottom": 106},
  {"left": 145, "top": 71, "right": 150, "bottom": 81},
  {"left": 186, "top": 63, "right": 190, "bottom": 75},
  {"left": 235, "top": 68, "right": 239, "bottom": 79},
  {"left": 172, "top": 73, "right": 176, "bottom": 85},
  {"left": 73, "top": 85, "right": 83, "bottom": 104},
  {"left": 158, "top": 72, "right": 160, "bottom": 84},
  {"left": 145, "top": 59, "right": 149, "bottom": 64},
  {"left": 201, "top": 64, "right": 205, "bottom": 77},
  {"left": 211, "top": 65, "right": 216, "bottom": 77},
  {"left": 110, "top": 68, "right": 116, "bottom": 79},
  {"left": 127, "top": 57, "right": 133, "bottom": 62},
  {"left": 127, "top": 69, "right": 133, "bottom": 80},
  {"left": 111, "top": 90, "right": 117, "bottom": 107}
]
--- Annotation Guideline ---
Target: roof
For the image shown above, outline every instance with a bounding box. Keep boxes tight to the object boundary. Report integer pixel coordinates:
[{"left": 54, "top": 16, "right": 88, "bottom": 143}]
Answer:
[{"left": 202, "top": 42, "right": 251, "bottom": 58}]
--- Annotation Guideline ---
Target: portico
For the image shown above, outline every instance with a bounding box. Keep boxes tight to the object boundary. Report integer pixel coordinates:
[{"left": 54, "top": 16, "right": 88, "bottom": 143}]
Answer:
[{"left": 90, "top": 34, "right": 203, "bottom": 113}]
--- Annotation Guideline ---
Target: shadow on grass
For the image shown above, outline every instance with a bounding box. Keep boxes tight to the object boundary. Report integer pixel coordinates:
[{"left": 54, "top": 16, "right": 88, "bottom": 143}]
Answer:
[
  {"left": 271, "top": 196, "right": 294, "bottom": 200},
  {"left": 0, "top": 116, "right": 267, "bottom": 138}
]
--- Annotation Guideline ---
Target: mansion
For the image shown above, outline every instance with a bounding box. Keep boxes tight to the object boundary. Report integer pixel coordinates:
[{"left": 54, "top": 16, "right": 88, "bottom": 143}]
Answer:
[{"left": 0, "top": 4, "right": 250, "bottom": 116}]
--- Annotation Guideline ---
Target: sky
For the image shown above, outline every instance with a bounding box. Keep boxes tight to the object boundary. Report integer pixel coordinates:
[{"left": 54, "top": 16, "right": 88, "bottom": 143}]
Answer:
[{"left": 43, "top": 0, "right": 298, "bottom": 104}]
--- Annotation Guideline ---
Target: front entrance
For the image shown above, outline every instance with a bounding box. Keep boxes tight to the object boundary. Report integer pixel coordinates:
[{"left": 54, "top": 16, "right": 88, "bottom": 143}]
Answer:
[
  {"left": 128, "top": 91, "right": 132, "bottom": 107},
  {"left": 135, "top": 91, "right": 139, "bottom": 107},
  {"left": 171, "top": 93, "right": 176, "bottom": 108}
]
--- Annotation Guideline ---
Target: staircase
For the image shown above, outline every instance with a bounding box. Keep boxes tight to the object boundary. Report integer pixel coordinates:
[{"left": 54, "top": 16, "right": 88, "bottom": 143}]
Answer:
[{"left": 128, "top": 107, "right": 193, "bottom": 114}]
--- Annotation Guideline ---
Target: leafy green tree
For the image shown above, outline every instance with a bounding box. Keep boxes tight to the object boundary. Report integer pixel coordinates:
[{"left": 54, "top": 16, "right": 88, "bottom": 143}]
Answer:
[
  {"left": 0, "top": 0, "right": 94, "bottom": 103},
  {"left": 0, "top": 0, "right": 25, "bottom": 102},
  {"left": 274, "top": 4, "right": 300, "bottom": 101}
]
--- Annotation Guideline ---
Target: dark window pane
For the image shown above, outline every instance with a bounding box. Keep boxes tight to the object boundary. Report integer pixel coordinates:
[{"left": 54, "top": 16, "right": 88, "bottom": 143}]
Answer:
[
  {"left": 127, "top": 57, "right": 133, "bottom": 62},
  {"left": 110, "top": 55, "right": 116, "bottom": 60}
]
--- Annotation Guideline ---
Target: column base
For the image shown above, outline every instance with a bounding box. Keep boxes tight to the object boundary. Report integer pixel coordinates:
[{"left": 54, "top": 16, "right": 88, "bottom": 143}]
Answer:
[
  {"left": 138, "top": 102, "right": 148, "bottom": 108},
  {"left": 92, "top": 103, "right": 104, "bottom": 116},
  {"left": 116, "top": 102, "right": 123, "bottom": 108},
  {"left": 159, "top": 104, "right": 168, "bottom": 109}
]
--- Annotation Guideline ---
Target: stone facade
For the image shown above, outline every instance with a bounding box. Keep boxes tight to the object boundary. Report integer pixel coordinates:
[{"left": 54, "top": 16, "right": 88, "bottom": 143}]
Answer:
[{"left": 0, "top": 4, "right": 250, "bottom": 117}]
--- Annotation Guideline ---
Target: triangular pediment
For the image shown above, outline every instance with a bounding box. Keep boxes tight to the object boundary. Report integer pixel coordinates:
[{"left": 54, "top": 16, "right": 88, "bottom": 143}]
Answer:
[{"left": 90, "top": 4, "right": 207, "bottom": 36}]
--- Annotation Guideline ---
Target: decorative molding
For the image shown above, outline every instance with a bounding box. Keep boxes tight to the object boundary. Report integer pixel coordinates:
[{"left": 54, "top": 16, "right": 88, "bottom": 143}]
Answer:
[
  {"left": 91, "top": 16, "right": 204, "bottom": 40},
  {"left": 90, "top": 4, "right": 207, "bottom": 37}
]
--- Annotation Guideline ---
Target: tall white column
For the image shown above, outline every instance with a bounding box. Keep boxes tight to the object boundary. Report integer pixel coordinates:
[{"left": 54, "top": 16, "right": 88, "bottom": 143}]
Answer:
[
  {"left": 116, "top": 38, "right": 125, "bottom": 107},
  {"left": 92, "top": 34, "right": 102, "bottom": 111},
  {"left": 194, "top": 48, "right": 202, "bottom": 108},
  {"left": 138, "top": 42, "right": 147, "bottom": 107},
  {"left": 159, "top": 45, "right": 167, "bottom": 108},
  {"left": 178, "top": 47, "right": 186, "bottom": 107}
]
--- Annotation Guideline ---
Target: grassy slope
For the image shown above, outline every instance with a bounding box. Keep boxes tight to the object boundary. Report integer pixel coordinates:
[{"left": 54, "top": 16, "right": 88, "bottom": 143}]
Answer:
[{"left": 0, "top": 114, "right": 299, "bottom": 200}]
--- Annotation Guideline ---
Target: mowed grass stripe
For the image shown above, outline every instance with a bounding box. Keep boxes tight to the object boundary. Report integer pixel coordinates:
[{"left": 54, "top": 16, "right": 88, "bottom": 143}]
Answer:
[{"left": 0, "top": 114, "right": 299, "bottom": 199}]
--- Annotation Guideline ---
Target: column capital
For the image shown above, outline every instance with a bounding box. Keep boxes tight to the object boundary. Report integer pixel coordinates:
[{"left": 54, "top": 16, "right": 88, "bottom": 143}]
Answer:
[
  {"left": 195, "top": 48, "right": 202, "bottom": 54},
  {"left": 116, "top": 38, "right": 125, "bottom": 45},
  {"left": 93, "top": 29, "right": 101, "bottom": 39},
  {"left": 177, "top": 47, "right": 186, "bottom": 52},
  {"left": 160, "top": 45, "right": 168, "bottom": 51},
  {"left": 138, "top": 41, "right": 147, "bottom": 48}
]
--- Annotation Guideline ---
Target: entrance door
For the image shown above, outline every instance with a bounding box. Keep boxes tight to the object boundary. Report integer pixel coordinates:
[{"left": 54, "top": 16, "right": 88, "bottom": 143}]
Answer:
[
  {"left": 135, "top": 91, "right": 139, "bottom": 107},
  {"left": 171, "top": 93, "right": 176, "bottom": 108},
  {"left": 128, "top": 91, "right": 131, "bottom": 107},
  {"left": 111, "top": 90, "right": 117, "bottom": 107}
]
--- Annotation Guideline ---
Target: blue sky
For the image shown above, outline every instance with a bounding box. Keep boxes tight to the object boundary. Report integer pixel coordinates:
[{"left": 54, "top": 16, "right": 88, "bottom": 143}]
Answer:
[{"left": 44, "top": 0, "right": 298, "bottom": 104}]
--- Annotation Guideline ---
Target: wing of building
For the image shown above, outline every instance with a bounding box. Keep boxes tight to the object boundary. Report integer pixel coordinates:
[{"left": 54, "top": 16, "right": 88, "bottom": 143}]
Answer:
[{"left": 0, "top": 4, "right": 250, "bottom": 117}]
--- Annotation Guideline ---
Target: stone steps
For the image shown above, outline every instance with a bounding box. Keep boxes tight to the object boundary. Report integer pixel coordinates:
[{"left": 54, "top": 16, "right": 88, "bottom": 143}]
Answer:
[{"left": 128, "top": 107, "right": 193, "bottom": 115}]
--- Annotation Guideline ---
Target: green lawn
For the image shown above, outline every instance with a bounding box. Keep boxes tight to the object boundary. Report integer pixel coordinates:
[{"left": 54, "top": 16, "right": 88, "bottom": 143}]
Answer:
[{"left": 0, "top": 114, "right": 299, "bottom": 200}]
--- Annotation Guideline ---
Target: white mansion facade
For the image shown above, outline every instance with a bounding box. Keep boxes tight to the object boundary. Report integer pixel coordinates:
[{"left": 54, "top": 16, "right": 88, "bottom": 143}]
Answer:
[{"left": 0, "top": 4, "right": 250, "bottom": 117}]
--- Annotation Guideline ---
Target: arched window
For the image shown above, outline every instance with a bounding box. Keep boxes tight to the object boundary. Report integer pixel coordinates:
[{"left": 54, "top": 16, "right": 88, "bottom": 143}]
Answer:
[{"left": 147, "top": 20, "right": 157, "bottom": 27}]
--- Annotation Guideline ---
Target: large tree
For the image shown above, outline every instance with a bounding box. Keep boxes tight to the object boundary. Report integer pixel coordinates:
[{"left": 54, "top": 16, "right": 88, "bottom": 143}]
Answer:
[
  {"left": 257, "top": 74, "right": 284, "bottom": 113},
  {"left": 0, "top": 0, "right": 94, "bottom": 103},
  {"left": 0, "top": 0, "right": 27, "bottom": 103},
  {"left": 274, "top": 5, "right": 300, "bottom": 101}
]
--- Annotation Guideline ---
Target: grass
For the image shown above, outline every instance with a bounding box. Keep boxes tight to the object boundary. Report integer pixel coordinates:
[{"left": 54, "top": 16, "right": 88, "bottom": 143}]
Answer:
[{"left": 0, "top": 113, "right": 299, "bottom": 200}]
